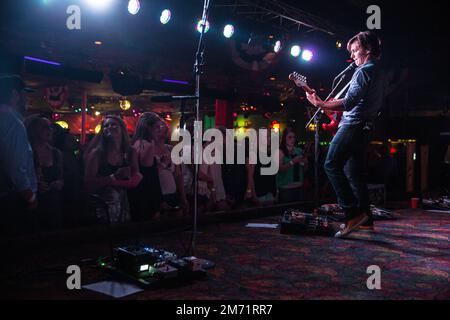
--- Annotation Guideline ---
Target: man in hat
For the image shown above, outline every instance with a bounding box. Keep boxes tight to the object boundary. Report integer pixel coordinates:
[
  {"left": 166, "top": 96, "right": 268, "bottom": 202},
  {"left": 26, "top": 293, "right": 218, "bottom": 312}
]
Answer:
[{"left": 0, "top": 74, "right": 38, "bottom": 235}]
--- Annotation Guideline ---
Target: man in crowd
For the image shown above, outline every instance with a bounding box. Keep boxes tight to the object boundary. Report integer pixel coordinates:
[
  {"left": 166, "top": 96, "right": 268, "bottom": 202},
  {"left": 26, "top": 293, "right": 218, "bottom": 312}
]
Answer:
[{"left": 0, "top": 74, "right": 37, "bottom": 236}]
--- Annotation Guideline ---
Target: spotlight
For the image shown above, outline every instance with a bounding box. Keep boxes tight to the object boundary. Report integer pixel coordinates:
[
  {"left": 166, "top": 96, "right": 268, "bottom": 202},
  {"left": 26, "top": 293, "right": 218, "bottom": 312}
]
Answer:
[
  {"left": 290, "top": 45, "right": 301, "bottom": 57},
  {"left": 308, "top": 123, "right": 317, "bottom": 132},
  {"left": 160, "top": 9, "right": 171, "bottom": 24},
  {"left": 120, "top": 99, "right": 131, "bottom": 111},
  {"left": 197, "top": 19, "right": 210, "bottom": 33},
  {"left": 223, "top": 24, "right": 234, "bottom": 38},
  {"left": 139, "top": 264, "right": 149, "bottom": 272},
  {"left": 274, "top": 40, "right": 282, "bottom": 53},
  {"left": 128, "top": 0, "right": 140, "bottom": 15},
  {"left": 55, "top": 121, "right": 69, "bottom": 130},
  {"left": 84, "top": 0, "right": 114, "bottom": 11},
  {"left": 301, "top": 49, "right": 313, "bottom": 62},
  {"left": 271, "top": 121, "right": 280, "bottom": 133},
  {"left": 336, "top": 40, "right": 343, "bottom": 49}
]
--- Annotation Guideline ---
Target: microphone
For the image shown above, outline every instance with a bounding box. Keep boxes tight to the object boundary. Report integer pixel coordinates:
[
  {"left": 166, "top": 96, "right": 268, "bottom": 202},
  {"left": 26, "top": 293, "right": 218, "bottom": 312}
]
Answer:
[
  {"left": 332, "top": 62, "right": 356, "bottom": 91},
  {"left": 151, "top": 95, "right": 199, "bottom": 103},
  {"left": 334, "top": 62, "right": 356, "bottom": 81}
]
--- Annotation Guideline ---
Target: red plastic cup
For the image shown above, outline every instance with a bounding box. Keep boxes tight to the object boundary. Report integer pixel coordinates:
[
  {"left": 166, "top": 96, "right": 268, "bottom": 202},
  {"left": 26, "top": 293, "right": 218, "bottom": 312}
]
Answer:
[{"left": 411, "top": 198, "right": 420, "bottom": 209}]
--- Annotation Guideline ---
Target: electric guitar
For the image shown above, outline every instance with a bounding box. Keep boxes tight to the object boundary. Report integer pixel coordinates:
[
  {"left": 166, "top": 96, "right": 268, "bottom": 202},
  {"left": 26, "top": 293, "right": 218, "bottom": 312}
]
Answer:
[{"left": 289, "top": 72, "right": 349, "bottom": 136}]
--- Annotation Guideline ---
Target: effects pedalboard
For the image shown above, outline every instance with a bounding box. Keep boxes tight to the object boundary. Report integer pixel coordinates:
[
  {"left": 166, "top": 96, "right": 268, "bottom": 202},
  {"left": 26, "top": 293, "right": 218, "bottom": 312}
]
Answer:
[
  {"left": 280, "top": 208, "right": 335, "bottom": 236},
  {"left": 97, "top": 245, "right": 215, "bottom": 288}
]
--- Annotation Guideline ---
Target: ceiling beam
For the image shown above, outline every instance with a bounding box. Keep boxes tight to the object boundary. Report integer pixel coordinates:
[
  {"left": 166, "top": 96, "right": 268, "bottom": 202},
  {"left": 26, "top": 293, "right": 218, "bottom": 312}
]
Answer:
[{"left": 215, "top": 0, "right": 352, "bottom": 37}]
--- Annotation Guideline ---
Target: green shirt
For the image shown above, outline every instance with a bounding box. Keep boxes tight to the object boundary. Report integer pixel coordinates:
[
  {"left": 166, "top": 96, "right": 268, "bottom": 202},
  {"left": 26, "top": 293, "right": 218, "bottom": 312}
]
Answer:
[{"left": 277, "top": 147, "right": 304, "bottom": 188}]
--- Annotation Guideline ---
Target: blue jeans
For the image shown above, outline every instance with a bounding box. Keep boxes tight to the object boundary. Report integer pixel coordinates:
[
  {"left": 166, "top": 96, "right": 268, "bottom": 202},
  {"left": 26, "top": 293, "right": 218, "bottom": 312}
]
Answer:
[{"left": 324, "top": 124, "right": 370, "bottom": 221}]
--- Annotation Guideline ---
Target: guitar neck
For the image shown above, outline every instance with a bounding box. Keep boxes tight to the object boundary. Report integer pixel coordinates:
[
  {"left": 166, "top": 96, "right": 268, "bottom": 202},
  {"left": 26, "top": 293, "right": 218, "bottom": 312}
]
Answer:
[{"left": 300, "top": 84, "right": 315, "bottom": 95}]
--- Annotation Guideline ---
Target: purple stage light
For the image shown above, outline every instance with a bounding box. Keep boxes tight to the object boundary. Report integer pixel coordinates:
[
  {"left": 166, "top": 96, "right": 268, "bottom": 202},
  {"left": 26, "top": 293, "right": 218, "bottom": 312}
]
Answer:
[
  {"left": 162, "top": 79, "right": 189, "bottom": 85},
  {"left": 24, "top": 56, "right": 61, "bottom": 66}
]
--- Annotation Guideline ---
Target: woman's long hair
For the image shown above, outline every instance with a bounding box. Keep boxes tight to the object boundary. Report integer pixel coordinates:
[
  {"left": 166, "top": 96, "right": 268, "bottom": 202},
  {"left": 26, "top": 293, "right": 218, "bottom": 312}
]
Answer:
[
  {"left": 279, "top": 127, "right": 296, "bottom": 156},
  {"left": 131, "top": 112, "right": 162, "bottom": 144},
  {"left": 85, "top": 115, "right": 131, "bottom": 165},
  {"left": 24, "top": 114, "right": 50, "bottom": 147}
]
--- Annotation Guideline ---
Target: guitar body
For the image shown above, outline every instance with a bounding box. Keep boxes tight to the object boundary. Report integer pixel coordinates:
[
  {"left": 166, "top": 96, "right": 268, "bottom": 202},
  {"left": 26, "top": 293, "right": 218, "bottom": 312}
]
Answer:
[
  {"left": 322, "top": 98, "right": 342, "bottom": 136},
  {"left": 322, "top": 111, "right": 342, "bottom": 136}
]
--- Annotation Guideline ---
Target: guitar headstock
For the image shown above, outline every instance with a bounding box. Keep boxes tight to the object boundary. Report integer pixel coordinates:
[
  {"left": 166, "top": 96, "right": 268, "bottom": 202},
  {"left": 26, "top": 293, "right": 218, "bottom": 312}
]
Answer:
[{"left": 289, "top": 72, "right": 308, "bottom": 88}]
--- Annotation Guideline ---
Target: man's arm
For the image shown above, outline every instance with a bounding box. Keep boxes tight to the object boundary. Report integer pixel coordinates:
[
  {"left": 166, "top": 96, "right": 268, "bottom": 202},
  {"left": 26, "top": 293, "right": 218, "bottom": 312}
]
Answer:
[
  {"left": 321, "top": 99, "right": 345, "bottom": 111},
  {"left": 305, "top": 92, "right": 344, "bottom": 111},
  {"left": 1, "top": 121, "right": 37, "bottom": 206},
  {"left": 307, "top": 68, "right": 371, "bottom": 111},
  {"left": 5, "top": 125, "right": 35, "bottom": 191}
]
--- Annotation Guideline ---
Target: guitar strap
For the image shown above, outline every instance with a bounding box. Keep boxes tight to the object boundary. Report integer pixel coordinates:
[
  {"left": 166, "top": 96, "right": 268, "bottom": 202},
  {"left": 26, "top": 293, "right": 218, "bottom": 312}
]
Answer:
[{"left": 334, "top": 80, "right": 351, "bottom": 100}]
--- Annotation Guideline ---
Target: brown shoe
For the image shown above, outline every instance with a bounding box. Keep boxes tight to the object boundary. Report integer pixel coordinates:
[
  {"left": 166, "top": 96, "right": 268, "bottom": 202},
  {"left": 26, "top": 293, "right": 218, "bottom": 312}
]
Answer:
[
  {"left": 339, "top": 223, "right": 374, "bottom": 231},
  {"left": 340, "top": 214, "right": 374, "bottom": 231},
  {"left": 335, "top": 213, "right": 369, "bottom": 238},
  {"left": 358, "top": 225, "right": 374, "bottom": 231}
]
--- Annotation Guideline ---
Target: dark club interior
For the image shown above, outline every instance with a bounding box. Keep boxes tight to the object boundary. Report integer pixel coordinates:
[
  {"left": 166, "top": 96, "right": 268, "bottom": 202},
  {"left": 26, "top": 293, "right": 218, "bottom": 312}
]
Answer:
[{"left": 0, "top": 0, "right": 448, "bottom": 304}]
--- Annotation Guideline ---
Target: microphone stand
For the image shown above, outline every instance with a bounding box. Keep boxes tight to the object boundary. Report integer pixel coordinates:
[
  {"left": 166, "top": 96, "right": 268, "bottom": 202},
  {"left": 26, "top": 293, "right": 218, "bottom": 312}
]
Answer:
[
  {"left": 187, "top": 0, "right": 211, "bottom": 257},
  {"left": 179, "top": 99, "right": 187, "bottom": 129},
  {"left": 305, "top": 73, "right": 349, "bottom": 206}
]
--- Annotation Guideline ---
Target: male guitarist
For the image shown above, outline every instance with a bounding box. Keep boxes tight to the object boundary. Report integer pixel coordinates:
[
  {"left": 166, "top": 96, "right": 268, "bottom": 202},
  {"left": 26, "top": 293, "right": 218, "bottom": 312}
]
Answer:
[{"left": 306, "top": 31, "right": 384, "bottom": 238}]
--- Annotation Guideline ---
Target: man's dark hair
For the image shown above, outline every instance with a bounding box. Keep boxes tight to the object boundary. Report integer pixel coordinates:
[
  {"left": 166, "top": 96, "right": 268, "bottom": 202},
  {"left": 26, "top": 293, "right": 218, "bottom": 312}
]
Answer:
[{"left": 347, "top": 31, "right": 382, "bottom": 59}]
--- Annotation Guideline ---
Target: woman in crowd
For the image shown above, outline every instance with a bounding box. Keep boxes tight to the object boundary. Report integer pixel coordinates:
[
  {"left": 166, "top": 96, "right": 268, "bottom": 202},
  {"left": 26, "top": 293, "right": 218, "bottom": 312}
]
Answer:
[
  {"left": 246, "top": 127, "right": 277, "bottom": 206},
  {"left": 198, "top": 138, "right": 229, "bottom": 212},
  {"left": 52, "top": 124, "right": 82, "bottom": 228},
  {"left": 154, "top": 120, "right": 189, "bottom": 216},
  {"left": 129, "top": 112, "right": 163, "bottom": 221},
  {"left": 24, "top": 115, "right": 64, "bottom": 231},
  {"left": 276, "top": 127, "right": 308, "bottom": 203},
  {"left": 219, "top": 126, "right": 247, "bottom": 210},
  {"left": 84, "top": 115, "right": 142, "bottom": 224}
]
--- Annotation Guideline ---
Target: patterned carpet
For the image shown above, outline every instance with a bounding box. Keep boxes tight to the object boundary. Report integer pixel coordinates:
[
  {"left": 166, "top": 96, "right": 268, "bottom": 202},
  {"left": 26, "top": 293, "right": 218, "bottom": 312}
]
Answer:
[{"left": 1, "top": 209, "right": 449, "bottom": 300}]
